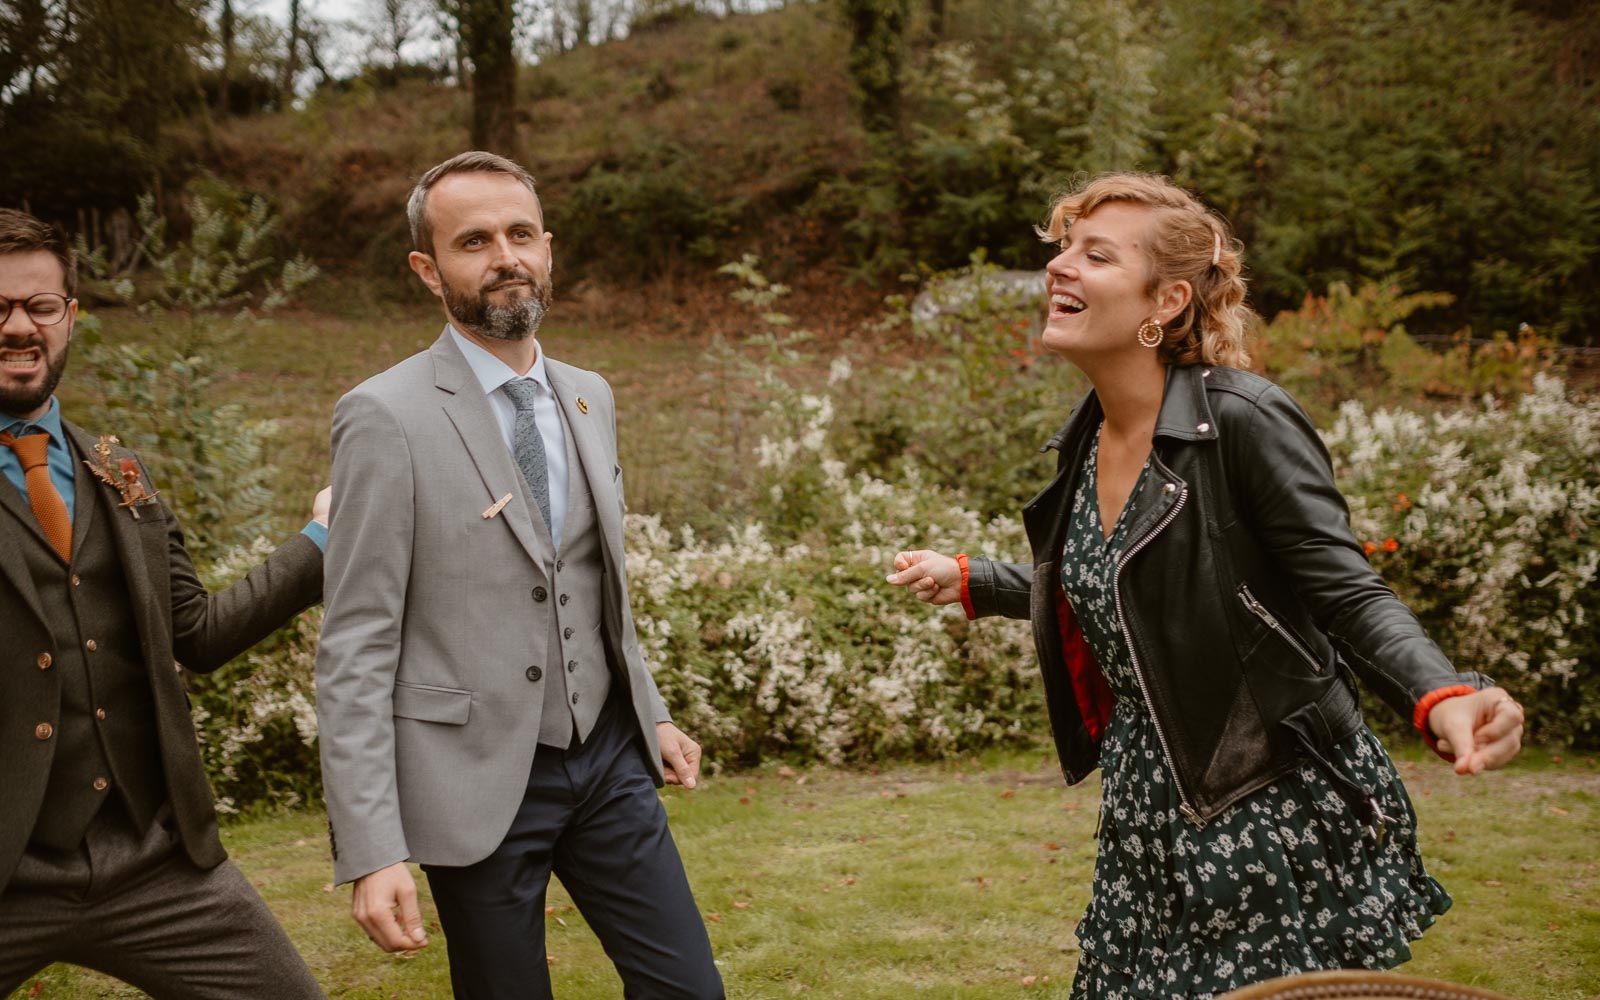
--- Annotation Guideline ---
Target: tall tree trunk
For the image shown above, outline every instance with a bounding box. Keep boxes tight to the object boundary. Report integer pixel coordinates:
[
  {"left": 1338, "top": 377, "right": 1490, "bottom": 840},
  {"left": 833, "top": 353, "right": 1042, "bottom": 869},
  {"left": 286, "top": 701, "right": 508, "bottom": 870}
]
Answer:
[
  {"left": 927, "top": 0, "right": 944, "bottom": 41},
  {"left": 573, "top": 0, "right": 592, "bottom": 47},
  {"left": 218, "top": 0, "right": 234, "bottom": 112},
  {"left": 280, "top": 0, "right": 301, "bottom": 103},
  {"left": 839, "top": 0, "right": 908, "bottom": 135},
  {"left": 459, "top": 0, "right": 519, "bottom": 157}
]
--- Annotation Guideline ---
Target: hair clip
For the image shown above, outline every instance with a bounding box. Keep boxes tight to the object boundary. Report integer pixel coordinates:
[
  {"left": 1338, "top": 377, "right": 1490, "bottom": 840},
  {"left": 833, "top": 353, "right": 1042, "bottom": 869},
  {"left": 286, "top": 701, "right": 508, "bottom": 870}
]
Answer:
[{"left": 1211, "top": 231, "right": 1222, "bottom": 267}]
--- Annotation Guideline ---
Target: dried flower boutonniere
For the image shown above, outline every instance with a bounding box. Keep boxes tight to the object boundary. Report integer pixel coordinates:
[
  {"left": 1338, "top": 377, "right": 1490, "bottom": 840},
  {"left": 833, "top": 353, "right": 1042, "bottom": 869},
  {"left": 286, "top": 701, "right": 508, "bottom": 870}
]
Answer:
[{"left": 84, "top": 434, "right": 158, "bottom": 519}]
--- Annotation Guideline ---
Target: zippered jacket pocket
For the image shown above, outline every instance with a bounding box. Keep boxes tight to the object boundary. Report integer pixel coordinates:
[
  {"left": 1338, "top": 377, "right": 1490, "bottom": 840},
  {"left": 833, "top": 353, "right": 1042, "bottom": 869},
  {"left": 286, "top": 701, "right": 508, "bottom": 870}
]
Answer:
[{"left": 1237, "top": 583, "right": 1323, "bottom": 675}]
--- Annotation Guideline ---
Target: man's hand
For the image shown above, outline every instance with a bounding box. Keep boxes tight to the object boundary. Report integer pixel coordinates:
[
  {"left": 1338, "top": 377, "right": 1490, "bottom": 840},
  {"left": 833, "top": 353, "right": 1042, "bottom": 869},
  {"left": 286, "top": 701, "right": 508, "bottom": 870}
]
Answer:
[
  {"left": 1429, "top": 686, "right": 1525, "bottom": 775},
  {"left": 351, "top": 862, "right": 430, "bottom": 952},
  {"left": 887, "top": 549, "right": 962, "bottom": 605},
  {"left": 312, "top": 486, "right": 332, "bottom": 526},
  {"left": 657, "top": 722, "right": 703, "bottom": 790}
]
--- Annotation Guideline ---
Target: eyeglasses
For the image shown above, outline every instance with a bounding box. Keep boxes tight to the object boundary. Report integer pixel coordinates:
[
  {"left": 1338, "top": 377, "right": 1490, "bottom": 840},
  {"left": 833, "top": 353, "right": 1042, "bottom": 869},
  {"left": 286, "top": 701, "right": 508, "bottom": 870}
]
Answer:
[{"left": 0, "top": 292, "right": 73, "bottom": 327}]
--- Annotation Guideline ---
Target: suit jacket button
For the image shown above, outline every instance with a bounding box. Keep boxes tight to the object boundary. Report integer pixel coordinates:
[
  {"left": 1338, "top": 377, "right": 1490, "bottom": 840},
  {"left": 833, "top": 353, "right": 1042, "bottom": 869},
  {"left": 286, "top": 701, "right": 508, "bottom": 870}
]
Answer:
[
  {"left": 532, "top": 587, "right": 548, "bottom": 602},
  {"left": 36, "top": 652, "right": 52, "bottom": 669},
  {"left": 34, "top": 723, "right": 53, "bottom": 740},
  {"left": 93, "top": 777, "right": 109, "bottom": 792},
  {"left": 526, "top": 665, "right": 542, "bottom": 682}
]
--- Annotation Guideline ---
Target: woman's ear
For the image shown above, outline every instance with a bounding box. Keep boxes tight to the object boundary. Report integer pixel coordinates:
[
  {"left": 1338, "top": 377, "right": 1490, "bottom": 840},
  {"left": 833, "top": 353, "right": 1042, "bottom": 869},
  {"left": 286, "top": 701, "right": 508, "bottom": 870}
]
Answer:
[{"left": 1156, "top": 280, "right": 1193, "bottom": 325}]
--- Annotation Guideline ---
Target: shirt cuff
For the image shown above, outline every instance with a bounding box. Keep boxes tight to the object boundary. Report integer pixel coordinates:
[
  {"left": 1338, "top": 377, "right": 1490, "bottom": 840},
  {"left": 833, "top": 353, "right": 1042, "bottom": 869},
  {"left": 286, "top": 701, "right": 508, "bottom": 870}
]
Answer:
[
  {"left": 301, "top": 520, "right": 329, "bottom": 551},
  {"left": 956, "top": 554, "right": 976, "bottom": 621},
  {"left": 1412, "top": 684, "right": 1478, "bottom": 758}
]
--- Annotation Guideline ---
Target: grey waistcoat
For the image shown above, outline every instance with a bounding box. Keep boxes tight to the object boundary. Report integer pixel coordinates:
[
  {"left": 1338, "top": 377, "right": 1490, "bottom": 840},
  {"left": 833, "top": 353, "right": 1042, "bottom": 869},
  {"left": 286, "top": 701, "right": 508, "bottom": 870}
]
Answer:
[{"left": 534, "top": 403, "right": 612, "bottom": 748}]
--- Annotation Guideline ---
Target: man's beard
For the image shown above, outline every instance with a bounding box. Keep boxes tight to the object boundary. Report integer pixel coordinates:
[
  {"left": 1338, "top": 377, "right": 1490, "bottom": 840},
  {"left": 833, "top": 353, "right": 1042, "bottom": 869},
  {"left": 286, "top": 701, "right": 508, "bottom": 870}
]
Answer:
[
  {"left": 0, "top": 335, "right": 70, "bottom": 418},
  {"left": 443, "top": 268, "right": 553, "bottom": 342}
]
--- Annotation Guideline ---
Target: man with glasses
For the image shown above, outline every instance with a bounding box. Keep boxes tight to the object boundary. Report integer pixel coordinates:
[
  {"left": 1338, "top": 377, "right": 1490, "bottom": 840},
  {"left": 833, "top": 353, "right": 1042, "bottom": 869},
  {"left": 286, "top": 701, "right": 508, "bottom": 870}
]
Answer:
[{"left": 0, "top": 206, "right": 329, "bottom": 997}]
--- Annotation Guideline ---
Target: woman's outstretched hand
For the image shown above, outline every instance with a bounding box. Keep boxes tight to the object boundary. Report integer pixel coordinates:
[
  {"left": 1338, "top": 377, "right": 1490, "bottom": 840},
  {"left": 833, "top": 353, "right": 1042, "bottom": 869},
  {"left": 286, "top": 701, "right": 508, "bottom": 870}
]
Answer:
[
  {"left": 1428, "top": 686, "right": 1525, "bottom": 775},
  {"left": 887, "top": 550, "right": 963, "bottom": 606}
]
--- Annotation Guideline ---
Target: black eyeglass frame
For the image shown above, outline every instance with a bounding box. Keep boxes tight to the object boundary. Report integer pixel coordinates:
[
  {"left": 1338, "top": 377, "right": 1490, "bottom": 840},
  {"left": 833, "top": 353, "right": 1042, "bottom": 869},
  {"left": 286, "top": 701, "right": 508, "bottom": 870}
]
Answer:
[{"left": 0, "top": 292, "right": 74, "bottom": 327}]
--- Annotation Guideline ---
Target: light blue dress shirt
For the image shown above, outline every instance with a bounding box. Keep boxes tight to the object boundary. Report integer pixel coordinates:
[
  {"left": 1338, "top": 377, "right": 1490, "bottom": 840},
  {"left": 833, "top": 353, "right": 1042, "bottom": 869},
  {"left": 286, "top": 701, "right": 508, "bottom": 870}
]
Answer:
[
  {"left": 1, "top": 396, "right": 77, "bottom": 520},
  {"left": 449, "top": 325, "right": 570, "bottom": 549}
]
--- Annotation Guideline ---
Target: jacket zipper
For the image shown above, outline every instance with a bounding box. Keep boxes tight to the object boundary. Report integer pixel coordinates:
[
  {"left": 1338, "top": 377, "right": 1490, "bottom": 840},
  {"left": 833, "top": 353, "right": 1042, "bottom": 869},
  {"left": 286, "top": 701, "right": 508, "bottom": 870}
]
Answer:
[
  {"left": 1110, "top": 486, "right": 1201, "bottom": 825},
  {"left": 1237, "top": 584, "right": 1323, "bottom": 674}
]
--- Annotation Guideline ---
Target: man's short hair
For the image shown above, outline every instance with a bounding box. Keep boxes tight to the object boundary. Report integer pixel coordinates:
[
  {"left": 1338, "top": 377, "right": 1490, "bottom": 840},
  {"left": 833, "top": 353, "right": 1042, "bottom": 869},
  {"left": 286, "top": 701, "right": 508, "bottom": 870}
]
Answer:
[
  {"left": 407, "top": 151, "right": 540, "bottom": 257},
  {"left": 0, "top": 208, "right": 77, "bottom": 297}
]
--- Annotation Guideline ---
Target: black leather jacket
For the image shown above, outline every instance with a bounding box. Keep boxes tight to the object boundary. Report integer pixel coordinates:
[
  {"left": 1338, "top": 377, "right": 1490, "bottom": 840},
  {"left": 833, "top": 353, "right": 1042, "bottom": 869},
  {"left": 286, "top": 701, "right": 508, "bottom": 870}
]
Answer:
[{"left": 964, "top": 364, "right": 1489, "bottom": 825}]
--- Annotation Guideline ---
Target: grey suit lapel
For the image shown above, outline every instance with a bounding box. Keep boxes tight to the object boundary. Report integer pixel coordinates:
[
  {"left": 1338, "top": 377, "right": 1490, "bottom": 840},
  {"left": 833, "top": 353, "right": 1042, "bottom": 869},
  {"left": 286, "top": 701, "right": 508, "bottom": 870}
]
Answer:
[
  {"left": 547, "top": 363, "right": 623, "bottom": 552},
  {"left": 430, "top": 331, "right": 552, "bottom": 567}
]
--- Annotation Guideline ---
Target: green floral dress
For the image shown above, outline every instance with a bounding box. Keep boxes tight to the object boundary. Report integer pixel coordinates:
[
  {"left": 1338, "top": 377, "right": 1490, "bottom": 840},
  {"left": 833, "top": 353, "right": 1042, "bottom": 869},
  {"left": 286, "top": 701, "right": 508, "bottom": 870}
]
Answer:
[{"left": 1063, "top": 434, "right": 1452, "bottom": 999}]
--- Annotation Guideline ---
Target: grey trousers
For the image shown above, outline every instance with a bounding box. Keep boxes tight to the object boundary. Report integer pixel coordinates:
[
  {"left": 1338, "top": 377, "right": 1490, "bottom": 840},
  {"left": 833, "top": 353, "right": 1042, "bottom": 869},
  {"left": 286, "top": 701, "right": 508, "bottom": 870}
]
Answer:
[{"left": 0, "top": 802, "right": 324, "bottom": 999}]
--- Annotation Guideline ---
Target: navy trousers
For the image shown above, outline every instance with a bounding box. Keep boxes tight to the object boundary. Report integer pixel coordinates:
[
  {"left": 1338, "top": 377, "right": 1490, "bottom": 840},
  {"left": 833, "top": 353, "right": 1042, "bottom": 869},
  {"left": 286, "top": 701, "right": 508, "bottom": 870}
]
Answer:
[{"left": 423, "top": 698, "right": 722, "bottom": 1000}]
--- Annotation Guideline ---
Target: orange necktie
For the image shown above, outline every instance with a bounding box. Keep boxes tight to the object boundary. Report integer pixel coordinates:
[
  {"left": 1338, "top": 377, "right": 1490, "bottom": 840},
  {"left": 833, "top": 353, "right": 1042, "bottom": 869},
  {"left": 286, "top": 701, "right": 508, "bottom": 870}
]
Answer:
[{"left": 0, "top": 429, "right": 72, "bottom": 562}]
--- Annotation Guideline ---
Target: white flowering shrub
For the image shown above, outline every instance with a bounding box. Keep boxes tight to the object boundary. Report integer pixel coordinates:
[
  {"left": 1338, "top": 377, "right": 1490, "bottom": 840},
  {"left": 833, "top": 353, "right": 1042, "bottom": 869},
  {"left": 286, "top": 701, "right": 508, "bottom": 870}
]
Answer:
[
  {"left": 189, "top": 537, "right": 324, "bottom": 814},
  {"left": 629, "top": 367, "right": 1040, "bottom": 766},
  {"left": 1324, "top": 374, "right": 1600, "bottom": 744}
]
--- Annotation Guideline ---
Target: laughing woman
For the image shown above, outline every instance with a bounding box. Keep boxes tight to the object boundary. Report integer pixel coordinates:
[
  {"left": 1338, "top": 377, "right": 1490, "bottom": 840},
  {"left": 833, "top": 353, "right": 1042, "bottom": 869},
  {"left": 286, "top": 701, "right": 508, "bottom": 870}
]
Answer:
[{"left": 886, "top": 173, "right": 1523, "bottom": 997}]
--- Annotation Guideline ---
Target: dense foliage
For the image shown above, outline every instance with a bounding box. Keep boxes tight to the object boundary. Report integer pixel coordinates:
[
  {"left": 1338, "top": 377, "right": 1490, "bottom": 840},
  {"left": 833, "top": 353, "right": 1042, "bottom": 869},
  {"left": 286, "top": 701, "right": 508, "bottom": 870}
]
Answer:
[
  {"left": 168, "top": 258, "right": 1598, "bottom": 811},
  {"left": 7, "top": 0, "right": 1594, "bottom": 339}
]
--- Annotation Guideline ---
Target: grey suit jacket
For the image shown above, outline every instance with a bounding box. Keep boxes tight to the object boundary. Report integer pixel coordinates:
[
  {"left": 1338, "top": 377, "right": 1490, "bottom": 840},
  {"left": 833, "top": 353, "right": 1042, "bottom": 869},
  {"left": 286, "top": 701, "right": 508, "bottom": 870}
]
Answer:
[
  {"left": 316, "top": 330, "right": 669, "bottom": 885},
  {"left": 0, "top": 423, "right": 323, "bottom": 889}
]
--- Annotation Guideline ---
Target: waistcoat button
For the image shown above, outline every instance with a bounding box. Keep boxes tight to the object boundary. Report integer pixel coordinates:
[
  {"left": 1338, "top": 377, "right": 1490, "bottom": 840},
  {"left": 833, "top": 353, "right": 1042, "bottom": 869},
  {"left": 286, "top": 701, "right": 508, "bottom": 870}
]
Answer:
[
  {"left": 85, "top": 639, "right": 98, "bottom": 652},
  {"left": 567, "top": 660, "right": 577, "bottom": 673},
  {"left": 559, "top": 594, "right": 569, "bottom": 606},
  {"left": 571, "top": 692, "right": 580, "bottom": 705},
  {"left": 93, "top": 777, "right": 108, "bottom": 792},
  {"left": 36, "top": 652, "right": 51, "bottom": 669},
  {"left": 563, "top": 627, "right": 573, "bottom": 640},
  {"left": 95, "top": 708, "right": 107, "bottom": 721},
  {"left": 526, "top": 665, "right": 542, "bottom": 682},
  {"left": 34, "top": 723, "right": 53, "bottom": 740}
]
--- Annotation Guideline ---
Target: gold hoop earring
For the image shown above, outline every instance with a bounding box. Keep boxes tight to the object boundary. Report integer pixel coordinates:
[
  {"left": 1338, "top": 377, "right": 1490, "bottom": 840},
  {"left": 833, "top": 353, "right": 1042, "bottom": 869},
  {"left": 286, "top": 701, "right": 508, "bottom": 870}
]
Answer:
[{"left": 1136, "top": 320, "right": 1164, "bottom": 349}]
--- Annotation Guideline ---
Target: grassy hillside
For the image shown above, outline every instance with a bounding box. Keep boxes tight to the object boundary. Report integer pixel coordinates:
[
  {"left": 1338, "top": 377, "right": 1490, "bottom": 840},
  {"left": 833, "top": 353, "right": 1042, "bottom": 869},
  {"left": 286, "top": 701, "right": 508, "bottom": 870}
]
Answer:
[
  {"left": 166, "top": 3, "right": 862, "bottom": 310},
  {"left": 63, "top": 0, "right": 1589, "bottom": 342}
]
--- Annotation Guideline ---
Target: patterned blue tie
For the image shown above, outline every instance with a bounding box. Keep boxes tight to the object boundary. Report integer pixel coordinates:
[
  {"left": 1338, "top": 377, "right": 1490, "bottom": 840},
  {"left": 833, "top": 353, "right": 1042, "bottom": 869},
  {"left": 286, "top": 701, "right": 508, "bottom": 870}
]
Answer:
[{"left": 500, "top": 380, "right": 552, "bottom": 529}]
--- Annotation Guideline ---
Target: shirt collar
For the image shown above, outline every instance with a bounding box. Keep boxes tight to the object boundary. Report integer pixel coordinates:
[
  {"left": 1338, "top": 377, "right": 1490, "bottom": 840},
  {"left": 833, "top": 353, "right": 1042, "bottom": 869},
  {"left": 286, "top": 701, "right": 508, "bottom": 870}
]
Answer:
[
  {"left": 448, "top": 324, "right": 552, "bottom": 397},
  {"left": 1, "top": 396, "right": 65, "bottom": 446}
]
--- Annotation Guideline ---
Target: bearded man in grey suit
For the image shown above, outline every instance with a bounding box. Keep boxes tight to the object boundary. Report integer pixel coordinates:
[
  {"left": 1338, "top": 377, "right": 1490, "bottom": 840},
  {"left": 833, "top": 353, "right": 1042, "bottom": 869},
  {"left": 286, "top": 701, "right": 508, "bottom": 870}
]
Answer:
[{"left": 316, "top": 151, "right": 722, "bottom": 999}]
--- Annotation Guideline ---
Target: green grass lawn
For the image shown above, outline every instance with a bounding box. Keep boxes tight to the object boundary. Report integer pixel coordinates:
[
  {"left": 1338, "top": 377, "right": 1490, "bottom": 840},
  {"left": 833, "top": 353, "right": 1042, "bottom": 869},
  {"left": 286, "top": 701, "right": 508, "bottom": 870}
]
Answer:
[{"left": 20, "top": 744, "right": 1600, "bottom": 998}]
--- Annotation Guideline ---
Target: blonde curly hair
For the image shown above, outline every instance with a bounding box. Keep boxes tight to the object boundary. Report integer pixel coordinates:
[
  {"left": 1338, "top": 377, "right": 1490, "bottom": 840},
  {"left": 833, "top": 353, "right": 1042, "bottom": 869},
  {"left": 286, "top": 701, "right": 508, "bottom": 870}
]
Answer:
[{"left": 1038, "top": 173, "right": 1254, "bottom": 369}]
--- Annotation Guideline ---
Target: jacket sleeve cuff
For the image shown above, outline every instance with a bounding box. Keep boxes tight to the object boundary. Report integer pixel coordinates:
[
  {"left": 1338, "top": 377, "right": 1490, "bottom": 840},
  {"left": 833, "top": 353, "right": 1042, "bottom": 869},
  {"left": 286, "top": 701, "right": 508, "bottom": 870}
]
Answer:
[
  {"left": 1413, "top": 684, "right": 1478, "bottom": 758},
  {"left": 956, "top": 553, "right": 976, "bottom": 621}
]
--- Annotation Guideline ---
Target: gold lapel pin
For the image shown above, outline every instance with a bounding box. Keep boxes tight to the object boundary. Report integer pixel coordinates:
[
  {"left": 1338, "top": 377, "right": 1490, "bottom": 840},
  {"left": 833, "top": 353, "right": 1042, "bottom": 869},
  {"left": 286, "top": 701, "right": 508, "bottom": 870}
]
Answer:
[
  {"left": 482, "top": 492, "right": 513, "bottom": 519},
  {"left": 576, "top": 396, "right": 589, "bottom": 414}
]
